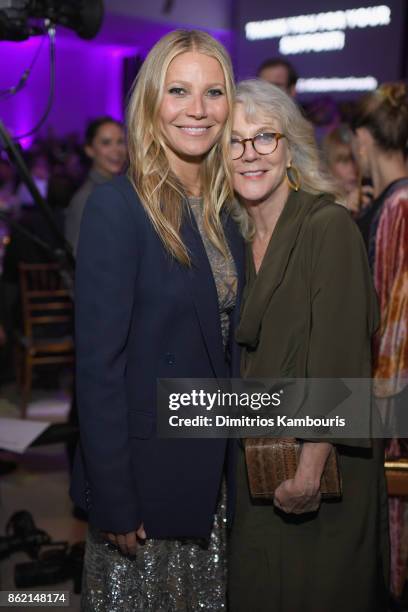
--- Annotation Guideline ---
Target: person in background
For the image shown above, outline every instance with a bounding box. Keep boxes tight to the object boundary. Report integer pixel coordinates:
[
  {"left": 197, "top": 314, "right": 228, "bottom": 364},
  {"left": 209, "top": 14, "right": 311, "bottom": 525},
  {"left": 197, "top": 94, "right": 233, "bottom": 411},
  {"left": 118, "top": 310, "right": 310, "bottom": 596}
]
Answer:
[
  {"left": 321, "top": 125, "right": 373, "bottom": 215},
  {"left": 0, "top": 278, "right": 7, "bottom": 353},
  {"left": 15, "top": 154, "right": 49, "bottom": 211},
  {"left": 64, "top": 117, "right": 127, "bottom": 255},
  {"left": 47, "top": 173, "right": 77, "bottom": 213},
  {"left": 257, "top": 57, "right": 298, "bottom": 98},
  {"left": 1, "top": 171, "right": 66, "bottom": 349},
  {"left": 63, "top": 150, "right": 86, "bottom": 188},
  {"left": 227, "top": 79, "right": 389, "bottom": 612},
  {"left": 351, "top": 82, "right": 408, "bottom": 601},
  {"left": 0, "top": 278, "right": 18, "bottom": 474},
  {"left": 0, "top": 157, "right": 18, "bottom": 212},
  {"left": 64, "top": 118, "right": 126, "bottom": 474},
  {"left": 2, "top": 180, "right": 65, "bottom": 288}
]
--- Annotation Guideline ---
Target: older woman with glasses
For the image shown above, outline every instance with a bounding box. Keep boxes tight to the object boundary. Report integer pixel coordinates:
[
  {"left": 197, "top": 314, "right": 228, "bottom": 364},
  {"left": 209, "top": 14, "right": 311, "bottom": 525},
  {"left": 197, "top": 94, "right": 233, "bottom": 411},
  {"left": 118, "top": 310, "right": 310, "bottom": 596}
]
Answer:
[{"left": 227, "top": 80, "right": 389, "bottom": 612}]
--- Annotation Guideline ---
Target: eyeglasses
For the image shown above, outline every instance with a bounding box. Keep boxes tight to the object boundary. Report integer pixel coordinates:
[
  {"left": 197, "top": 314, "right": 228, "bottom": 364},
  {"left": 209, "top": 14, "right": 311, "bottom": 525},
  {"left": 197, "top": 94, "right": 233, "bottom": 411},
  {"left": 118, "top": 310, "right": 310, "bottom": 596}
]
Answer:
[{"left": 230, "top": 132, "right": 286, "bottom": 160}]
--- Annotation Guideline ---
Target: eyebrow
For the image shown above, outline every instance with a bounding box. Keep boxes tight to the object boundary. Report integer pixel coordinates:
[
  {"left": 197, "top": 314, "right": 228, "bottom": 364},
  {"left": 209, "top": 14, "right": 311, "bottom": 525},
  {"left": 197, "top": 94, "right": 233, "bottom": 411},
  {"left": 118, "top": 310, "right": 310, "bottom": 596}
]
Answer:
[
  {"left": 165, "top": 80, "right": 226, "bottom": 88},
  {"left": 231, "top": 126, "right": 277, "bottom": 136}
]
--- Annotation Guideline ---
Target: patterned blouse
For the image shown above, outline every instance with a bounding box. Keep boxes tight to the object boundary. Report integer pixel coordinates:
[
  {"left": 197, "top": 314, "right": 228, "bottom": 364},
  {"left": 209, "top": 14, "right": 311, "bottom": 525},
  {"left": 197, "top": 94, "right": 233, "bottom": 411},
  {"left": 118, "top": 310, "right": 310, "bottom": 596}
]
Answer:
[
  {"left": 188, "top": 197, "right": 237, "bottom": 348},
  {"left": 373, "top": 182, "right": 408, "bottom": 398}
]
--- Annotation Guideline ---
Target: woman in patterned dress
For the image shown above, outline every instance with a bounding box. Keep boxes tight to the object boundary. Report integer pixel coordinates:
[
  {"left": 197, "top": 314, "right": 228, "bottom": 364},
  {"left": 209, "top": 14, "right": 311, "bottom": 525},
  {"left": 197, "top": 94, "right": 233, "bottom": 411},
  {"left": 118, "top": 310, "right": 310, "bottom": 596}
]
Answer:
[{"left": 352, "top": 82, "right": 408, "bottom": 600}]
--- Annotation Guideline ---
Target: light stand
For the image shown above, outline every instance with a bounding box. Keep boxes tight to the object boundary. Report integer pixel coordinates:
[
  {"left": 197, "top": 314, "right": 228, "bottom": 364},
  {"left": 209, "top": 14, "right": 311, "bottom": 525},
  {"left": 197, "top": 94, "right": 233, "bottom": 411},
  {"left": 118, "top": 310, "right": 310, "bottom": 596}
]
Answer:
[{"left": 0, "top": 120, "right": 75, "bottom": 292}]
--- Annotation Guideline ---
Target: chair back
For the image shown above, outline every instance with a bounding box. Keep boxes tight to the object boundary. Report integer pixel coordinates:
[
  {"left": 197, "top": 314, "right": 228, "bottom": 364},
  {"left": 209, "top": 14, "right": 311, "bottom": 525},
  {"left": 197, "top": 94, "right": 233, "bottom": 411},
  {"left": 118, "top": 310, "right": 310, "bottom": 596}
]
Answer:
[{"left": 18, "top": 263, "right": 73, "bottom": 339}]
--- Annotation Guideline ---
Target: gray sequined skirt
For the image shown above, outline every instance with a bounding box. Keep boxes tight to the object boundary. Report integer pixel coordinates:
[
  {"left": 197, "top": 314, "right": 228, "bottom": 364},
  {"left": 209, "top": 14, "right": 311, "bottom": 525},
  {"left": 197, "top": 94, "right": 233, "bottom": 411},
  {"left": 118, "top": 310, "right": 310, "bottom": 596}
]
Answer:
[{"left": 81, "top": 489, "right": 227, "bottom": 611}]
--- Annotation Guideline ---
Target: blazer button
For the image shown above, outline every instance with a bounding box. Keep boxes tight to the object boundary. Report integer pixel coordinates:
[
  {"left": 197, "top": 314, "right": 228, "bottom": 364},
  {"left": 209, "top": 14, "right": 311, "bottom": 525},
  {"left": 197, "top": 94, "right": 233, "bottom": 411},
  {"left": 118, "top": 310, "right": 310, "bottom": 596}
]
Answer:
[
  {"left": 165, "top": 353, "right": 176, "bottom": 365},
  {"left": 85, "top": 484, "right": 91, "bottom": 508}
]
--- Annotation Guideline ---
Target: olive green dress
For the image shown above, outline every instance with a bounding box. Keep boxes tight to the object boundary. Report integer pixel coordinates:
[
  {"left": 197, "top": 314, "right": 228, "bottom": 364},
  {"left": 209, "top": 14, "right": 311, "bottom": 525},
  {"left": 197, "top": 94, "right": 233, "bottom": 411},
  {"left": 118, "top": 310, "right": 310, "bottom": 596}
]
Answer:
[{"left": 228, "top": 190, "right": 390, "bottom": 612}]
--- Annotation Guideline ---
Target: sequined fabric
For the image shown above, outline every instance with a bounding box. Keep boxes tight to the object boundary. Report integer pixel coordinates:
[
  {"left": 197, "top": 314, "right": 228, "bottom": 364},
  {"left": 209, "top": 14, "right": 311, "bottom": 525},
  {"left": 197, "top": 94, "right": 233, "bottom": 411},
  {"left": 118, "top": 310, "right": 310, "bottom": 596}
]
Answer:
[
  {"left": 81, "top": 489, "right": 227, "bottom": 612},
  {"left": 81, "top": 198, "right": 237, "bottom": 611}
]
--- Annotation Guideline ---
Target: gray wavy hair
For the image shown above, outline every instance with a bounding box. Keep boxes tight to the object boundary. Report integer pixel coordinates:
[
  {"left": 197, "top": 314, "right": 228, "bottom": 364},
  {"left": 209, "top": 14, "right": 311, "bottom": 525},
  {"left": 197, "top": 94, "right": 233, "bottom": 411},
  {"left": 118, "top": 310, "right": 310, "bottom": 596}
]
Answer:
[{"left": 231, "top": 79, "right": 343, "bottom": 239}]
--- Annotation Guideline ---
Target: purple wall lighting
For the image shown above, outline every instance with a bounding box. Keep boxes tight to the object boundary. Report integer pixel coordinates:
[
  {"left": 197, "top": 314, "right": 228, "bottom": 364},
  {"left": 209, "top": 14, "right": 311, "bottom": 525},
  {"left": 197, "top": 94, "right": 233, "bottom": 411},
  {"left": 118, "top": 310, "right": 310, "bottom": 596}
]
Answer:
[
  {"left": 0, "top": 11, "right": 234, "bottom": 144},
  {"left": 0, "top": 33, "right": 140, "bottom": 143}
]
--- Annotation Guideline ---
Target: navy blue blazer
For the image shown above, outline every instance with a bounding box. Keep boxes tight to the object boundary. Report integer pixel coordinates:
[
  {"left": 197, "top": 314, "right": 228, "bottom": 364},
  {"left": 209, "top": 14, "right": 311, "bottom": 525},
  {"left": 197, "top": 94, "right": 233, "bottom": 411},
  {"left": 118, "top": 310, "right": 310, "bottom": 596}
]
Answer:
[{"left": 70, "top": 175, "right": 244, "bottom": 538}]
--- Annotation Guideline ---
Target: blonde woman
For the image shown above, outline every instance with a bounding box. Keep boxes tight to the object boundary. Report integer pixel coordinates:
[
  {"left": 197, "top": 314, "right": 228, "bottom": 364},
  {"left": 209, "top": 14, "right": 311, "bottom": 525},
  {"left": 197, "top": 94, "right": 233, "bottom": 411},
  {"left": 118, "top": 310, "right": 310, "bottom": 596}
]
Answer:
[
  {"left": 70, "top": 30, "right": 244, "bottom": 611},
  {"left": 227, "top": 80, "right": 389, "bottom": 612}
]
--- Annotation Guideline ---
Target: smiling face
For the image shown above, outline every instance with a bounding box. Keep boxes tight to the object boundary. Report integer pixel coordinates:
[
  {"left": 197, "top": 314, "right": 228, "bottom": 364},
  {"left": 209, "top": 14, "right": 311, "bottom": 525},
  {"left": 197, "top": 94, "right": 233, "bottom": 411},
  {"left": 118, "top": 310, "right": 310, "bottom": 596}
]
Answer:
[
  {"left": 158, "top": 51, "right": 229, "bottom": 173},
  {"left": 231, "top": 103, "right": 291, "bottom": 205},
  {"left": 85, "top": 122, "right": 127, "bottom": 178}
]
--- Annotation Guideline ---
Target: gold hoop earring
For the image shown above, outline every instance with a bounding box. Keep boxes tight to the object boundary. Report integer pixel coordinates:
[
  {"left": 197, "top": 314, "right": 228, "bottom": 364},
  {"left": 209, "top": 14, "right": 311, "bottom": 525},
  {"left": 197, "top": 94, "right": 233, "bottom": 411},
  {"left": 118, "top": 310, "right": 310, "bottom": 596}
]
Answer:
[{"left": 286, "top": 163, "right": 301, "bottom": 191}]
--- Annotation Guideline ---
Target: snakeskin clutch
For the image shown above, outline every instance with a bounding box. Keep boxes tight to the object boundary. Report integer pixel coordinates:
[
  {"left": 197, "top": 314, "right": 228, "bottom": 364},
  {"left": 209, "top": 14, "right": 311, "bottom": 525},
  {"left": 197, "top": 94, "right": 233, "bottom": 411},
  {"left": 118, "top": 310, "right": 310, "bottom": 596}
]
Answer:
[{"left": 244, "top": 437, "right": 342, "bottom": 500}]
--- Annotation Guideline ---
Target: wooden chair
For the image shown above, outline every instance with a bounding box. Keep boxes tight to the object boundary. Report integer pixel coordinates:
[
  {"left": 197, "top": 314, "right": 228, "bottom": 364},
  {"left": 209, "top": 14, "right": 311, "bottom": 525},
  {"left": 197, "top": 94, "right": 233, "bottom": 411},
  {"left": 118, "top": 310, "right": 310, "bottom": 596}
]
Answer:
[{"left": 16, "top": 263, "right": 74, "bottom": 418}]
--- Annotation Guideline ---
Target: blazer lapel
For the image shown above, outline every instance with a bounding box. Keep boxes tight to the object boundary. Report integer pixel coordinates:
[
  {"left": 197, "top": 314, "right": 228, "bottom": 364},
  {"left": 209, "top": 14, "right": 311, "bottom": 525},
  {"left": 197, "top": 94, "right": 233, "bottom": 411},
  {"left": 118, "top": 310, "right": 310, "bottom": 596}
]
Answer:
[
  {"left": 180, "top": 207, "right": 228, "bottom": 379},
  {"left": 236, "top": 190, "right": 327, "bottom": 349}
]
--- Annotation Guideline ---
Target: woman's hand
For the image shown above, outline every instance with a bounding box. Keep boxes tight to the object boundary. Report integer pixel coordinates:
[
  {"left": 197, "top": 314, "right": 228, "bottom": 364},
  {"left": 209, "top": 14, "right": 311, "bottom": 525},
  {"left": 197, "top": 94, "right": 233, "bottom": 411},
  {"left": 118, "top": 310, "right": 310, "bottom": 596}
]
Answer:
[
  {"left": 274, "top": 477, "right": 321, "bottom": 514},
  {"left": 273, "top": 442, "right": 333, "bottom": 515},
  {"left": 102, "top": 523, "right": 146, "bottom": 555}
]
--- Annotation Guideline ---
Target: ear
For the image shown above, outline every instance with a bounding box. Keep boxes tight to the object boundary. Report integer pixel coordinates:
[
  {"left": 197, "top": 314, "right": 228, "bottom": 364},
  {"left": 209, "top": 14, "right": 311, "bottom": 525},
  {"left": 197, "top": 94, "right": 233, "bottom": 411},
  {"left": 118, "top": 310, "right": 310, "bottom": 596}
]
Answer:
[
  {"left": 84, "top": 145, "right": 95, "bottom": 160},
  {"left": 285, "top": 144, "right": 292, "bottom": 168}
]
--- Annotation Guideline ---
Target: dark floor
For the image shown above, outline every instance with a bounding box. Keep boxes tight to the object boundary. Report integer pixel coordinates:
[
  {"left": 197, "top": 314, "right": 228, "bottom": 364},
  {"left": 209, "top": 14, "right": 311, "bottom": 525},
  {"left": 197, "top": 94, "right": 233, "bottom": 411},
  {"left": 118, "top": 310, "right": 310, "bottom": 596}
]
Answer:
[{"left": 0, "top": 383, "right": 86, "bottom": 611}]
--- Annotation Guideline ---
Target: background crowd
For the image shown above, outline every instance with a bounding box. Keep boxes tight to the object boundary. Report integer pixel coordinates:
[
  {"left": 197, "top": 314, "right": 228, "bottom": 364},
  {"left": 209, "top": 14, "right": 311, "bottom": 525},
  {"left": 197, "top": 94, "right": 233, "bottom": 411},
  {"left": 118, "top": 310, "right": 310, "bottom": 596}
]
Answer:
[{"left": 0, "top": 58, "right": 386, "bottom": 282}]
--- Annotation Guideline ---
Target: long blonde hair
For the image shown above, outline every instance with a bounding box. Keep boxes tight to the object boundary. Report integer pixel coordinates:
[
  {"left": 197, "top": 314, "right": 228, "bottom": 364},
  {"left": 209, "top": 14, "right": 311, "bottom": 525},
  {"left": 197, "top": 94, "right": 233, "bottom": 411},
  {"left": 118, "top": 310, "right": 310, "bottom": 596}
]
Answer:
[
  {"left": 127, "top": 30, "right": 235, "bottom": 265},
  {"left": 232, "top": 79, "right": 343, "bottom": 239}
]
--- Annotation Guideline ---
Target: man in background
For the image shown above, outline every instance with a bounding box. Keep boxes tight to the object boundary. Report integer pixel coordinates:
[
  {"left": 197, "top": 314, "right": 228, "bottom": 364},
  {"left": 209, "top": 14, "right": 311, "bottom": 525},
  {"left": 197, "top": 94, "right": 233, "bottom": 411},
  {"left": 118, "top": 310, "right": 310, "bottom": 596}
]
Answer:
[{"left": 257, "top": 58, "right": 298, "bottom": 98}]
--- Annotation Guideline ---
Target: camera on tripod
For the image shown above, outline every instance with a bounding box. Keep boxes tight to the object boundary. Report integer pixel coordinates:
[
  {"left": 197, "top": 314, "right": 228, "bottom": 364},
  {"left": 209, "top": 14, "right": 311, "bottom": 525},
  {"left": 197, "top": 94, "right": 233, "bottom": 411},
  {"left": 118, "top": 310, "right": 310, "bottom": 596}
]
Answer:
[
  {"left": 0, "top": 510, "right": 84, "bottom": 594},
  {"left": 15, "top": 541, "right": 84, "bottom": 594},
  {"left": 0, "top": 0, "right": 104, "bottom": 41}
]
